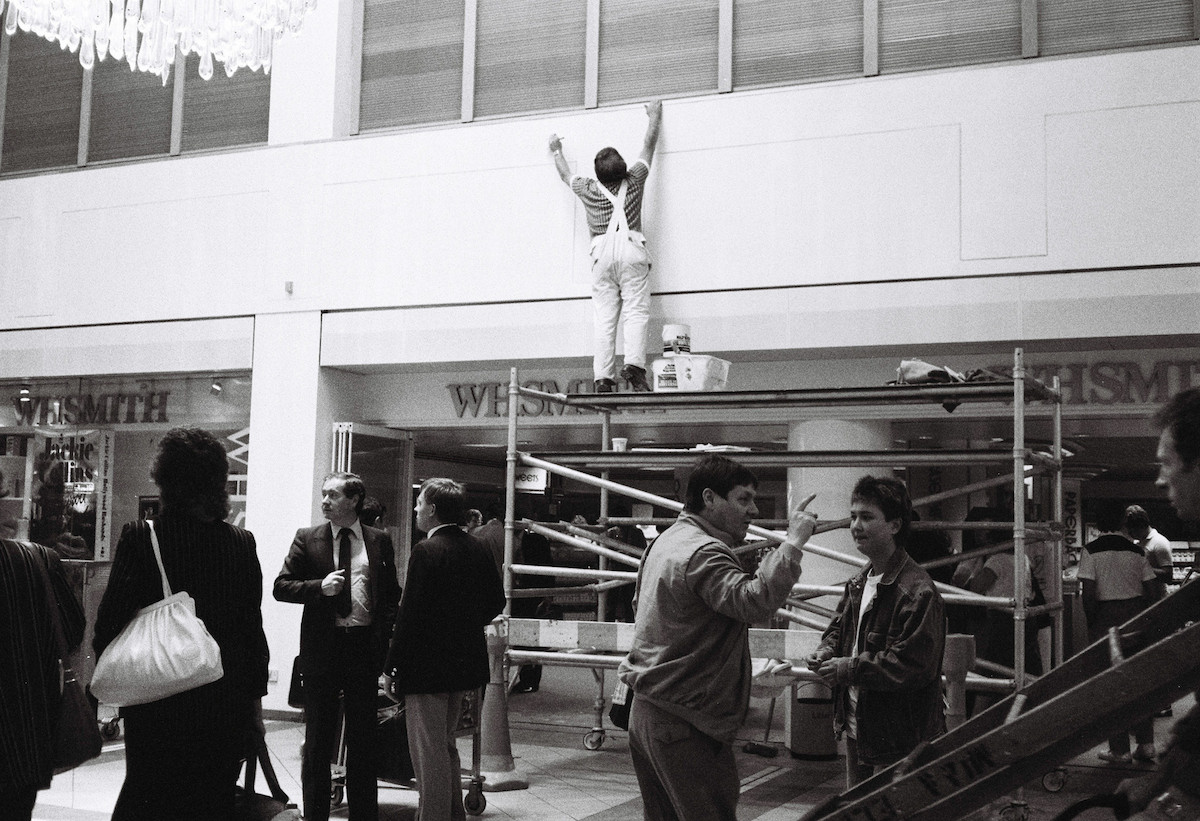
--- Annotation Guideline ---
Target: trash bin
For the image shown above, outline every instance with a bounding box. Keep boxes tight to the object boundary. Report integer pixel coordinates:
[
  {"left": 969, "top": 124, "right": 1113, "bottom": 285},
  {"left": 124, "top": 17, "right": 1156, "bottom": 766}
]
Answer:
[{"left": 787, "top": 680, "right": 837, "bottom": 760}]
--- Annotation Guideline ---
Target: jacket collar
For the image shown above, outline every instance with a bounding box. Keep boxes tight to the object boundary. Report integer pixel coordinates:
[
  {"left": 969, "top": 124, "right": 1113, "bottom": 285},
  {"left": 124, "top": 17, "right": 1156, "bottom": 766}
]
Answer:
[
  {"left": 851, "top": 547, "right": 910, "bottom": 588},
  {"left": 677, "top": 511, "right": 739, "bottom": 548}
]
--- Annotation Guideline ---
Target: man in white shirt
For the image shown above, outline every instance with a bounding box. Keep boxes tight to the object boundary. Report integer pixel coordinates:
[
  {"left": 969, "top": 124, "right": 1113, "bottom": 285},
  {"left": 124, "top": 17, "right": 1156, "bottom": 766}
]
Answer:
[{"left": 1124, "top": 504, "right": 1174, "bottom": 601}]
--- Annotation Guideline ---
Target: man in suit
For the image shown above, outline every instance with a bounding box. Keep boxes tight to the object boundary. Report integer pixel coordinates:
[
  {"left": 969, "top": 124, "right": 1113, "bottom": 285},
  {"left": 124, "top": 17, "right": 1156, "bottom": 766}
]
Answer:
[
  {"left": 384, "top": 478, "right": 505, "bottom": 821},
  {"left": 274, "top": 472, "right": 401, "bottom": 821},
  {"left": 0, "top": 535, "right": 86, "bottom": 819}
]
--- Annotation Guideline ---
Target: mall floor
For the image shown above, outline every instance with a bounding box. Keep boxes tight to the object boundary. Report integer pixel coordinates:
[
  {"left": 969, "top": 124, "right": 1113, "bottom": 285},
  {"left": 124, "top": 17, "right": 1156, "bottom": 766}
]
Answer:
[{"left": 34, "top": 664, "right": 1185, "bottom": 820}]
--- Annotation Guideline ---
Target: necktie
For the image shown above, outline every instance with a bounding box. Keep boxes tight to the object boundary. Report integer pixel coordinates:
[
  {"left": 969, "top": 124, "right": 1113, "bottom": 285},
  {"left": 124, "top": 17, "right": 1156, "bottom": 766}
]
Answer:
[{"left": 337, "top": 528, "right": 353, "bottom": 617}]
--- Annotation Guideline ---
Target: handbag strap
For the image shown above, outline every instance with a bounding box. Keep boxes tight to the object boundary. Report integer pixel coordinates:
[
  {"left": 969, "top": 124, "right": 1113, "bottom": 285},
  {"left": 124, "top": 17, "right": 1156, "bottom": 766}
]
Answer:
[{"left": 146, "top": 520, "right": 174, "bottom": 599}]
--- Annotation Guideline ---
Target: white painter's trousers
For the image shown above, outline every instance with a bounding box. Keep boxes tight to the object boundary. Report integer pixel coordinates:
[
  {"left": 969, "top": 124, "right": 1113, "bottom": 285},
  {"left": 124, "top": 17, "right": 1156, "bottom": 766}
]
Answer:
[{"left": 590, "top": 229, "right": 651, "bottom": 381}]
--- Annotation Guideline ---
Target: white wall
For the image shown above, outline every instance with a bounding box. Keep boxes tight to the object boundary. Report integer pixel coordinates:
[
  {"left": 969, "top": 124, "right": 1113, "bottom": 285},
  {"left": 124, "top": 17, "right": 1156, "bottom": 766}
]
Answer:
[{"left": 2, "top": 46, "right": 1198, "bottom": 341}]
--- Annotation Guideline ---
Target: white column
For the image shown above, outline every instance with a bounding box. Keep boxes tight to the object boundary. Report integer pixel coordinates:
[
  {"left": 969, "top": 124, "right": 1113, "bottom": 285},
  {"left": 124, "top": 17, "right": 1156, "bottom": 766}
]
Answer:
[
  {"left": 246, "top": 311, "right": 324, "bottom": 713},
  {"left": 787, "top": 418, "right": 893, "bottom": 589},
  {"left": 783, "top": 417, "right": 891, "bottom": 760},
  {"left": 268, "top": 0, "right": 360, "bottom": 144}
]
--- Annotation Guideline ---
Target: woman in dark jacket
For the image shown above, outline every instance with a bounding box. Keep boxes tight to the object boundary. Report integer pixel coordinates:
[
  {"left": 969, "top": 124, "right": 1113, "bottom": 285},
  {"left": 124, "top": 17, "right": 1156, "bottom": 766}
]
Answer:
[{"left": 94, "top": 427, "right": 269, "bottom": 820}]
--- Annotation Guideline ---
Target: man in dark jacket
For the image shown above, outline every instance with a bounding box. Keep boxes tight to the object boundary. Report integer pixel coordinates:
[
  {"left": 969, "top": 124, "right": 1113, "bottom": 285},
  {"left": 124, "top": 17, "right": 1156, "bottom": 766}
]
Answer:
[
  {"left": 385, "top": 478, "right": 505, "bottom": 821},
  {"left": 807, "top": 475, "right": 946, "bottom": 788},
  {"left": 274, "top": 472, "right": 401, "bottom": 821}
]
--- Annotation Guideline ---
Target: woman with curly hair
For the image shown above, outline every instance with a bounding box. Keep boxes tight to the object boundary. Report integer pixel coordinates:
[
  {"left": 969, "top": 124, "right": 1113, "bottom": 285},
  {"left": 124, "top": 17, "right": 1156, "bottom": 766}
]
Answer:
[{"left": 94, "top": 427, "right": 269, "bottom": 820}]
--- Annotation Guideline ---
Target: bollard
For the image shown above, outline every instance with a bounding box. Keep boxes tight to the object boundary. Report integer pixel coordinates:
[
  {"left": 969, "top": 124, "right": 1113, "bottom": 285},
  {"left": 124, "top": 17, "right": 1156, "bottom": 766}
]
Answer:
[
  {"left": 787, "top": 680, "right": 837, "bottom": 760},
  {"left": 479, "top": 618, "right": 529, "bottom": 791},
  {"left": 943, "top": 633, "right": 976, "bottom": 730}
]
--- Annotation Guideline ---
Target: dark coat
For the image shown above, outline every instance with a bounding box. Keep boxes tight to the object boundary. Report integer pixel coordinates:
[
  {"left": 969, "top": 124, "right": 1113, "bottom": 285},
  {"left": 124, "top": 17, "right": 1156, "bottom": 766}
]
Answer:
[
  {"left": 94, "top": 516, "right": 270, "bottom": 714},
  {"left": 386, "top": 525, "right": 505, "bottom": 694},
  {"left": 818, "top": 548, "right": 947, "bottom": 765},
  {"left": 273, "top": 521, "right": 401, "bottom": 677},
  {"left": 0, "top": 541, "right": 85, "bottom": 791}
]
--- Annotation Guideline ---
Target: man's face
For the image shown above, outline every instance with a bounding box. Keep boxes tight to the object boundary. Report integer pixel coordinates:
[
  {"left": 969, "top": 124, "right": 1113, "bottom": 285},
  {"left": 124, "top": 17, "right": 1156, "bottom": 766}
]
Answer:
[
  {"left": 702, "top": 484, "right": 758, "bottom": 543},
  {"left": 1157, "top": 429, "right": 1200, "bottom": 522},
  {"left": 414, "top": 490, "right": 436, "bottom": 533},
  {"left": 321, "top": 479, "right": 358, "bottom": 527},
  {"left": 849, "top": 498, "right": 900, "bottom": 562}
]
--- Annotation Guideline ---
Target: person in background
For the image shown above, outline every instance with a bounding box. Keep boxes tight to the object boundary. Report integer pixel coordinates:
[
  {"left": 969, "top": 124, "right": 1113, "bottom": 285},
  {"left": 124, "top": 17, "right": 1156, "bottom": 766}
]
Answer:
[
  {"left": 1124, "top": 504, "right": 1174, "bottom": 602},
  {"left": 474, "top": 505, "right": 505, "bottom": 575},
  {"left": 1117, "top": 388, "right": 1200, "bottom": 818},
  {"left": 549, "top": 101, "right": 662, "bottom": 394},
  {"left": 465, "top": 508, "right": 484, "bottom": 533},
  {"left": 274, "top": 472, "right": 401, "bottom": 821},
  {"left": 0, "top": 524, "right": 86, "bottom": 820},
  {"left": 360, "top": 496, "right": 386, "bottom": 529},
  {"left": 807, "top": 475, "right": 946, "bottom": 788},
  {"left": 1080, "top": 500, "right": 1157, "bottom": 764},
  {"left": 94, "top": 427, "right": 269, "bottom": 820},
  {"left": 618, "top": 454, "right": 818, "bottom": 820},
  {"left": 384, "top": 478, "right": 505, "bottom": 821}
]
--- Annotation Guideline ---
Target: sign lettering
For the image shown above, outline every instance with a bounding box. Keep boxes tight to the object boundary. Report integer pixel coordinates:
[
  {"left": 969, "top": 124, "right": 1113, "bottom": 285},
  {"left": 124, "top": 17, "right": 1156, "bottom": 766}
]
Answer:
[{"left": 11, "top": 392, "right": 170, "bottom": 426}]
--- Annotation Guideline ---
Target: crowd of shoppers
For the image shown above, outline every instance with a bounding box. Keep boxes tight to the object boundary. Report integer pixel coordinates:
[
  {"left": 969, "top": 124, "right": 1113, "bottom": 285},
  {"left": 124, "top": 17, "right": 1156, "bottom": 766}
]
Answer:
[{"left": 12, "top": 390, "right": 1200, "bottom": 821}]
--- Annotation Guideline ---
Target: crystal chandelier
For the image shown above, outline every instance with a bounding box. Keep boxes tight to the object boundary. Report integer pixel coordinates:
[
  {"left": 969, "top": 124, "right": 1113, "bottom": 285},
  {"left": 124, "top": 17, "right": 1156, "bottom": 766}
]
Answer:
[{"left": 0, "top": 0, "right": 315, "bottom": 82}]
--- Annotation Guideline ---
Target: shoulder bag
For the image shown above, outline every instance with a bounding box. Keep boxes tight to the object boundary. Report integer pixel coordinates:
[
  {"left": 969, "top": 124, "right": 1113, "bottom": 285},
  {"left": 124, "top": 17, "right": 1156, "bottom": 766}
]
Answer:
[
  {"left": 32, "top": 544, "right": 103, "bottom": 773},
  {"left": 91, "top": 520, "right": 224, "bottom": 706}
]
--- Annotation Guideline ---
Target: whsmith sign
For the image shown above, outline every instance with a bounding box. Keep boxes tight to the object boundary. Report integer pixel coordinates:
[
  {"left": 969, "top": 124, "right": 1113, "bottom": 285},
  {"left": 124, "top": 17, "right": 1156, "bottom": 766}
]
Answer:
[
  {"left": 445, "top": 359, "right": 1199, "bottom": 419},
  {"left": 11, "top": 392, "right": 171, "bottom": 426}
]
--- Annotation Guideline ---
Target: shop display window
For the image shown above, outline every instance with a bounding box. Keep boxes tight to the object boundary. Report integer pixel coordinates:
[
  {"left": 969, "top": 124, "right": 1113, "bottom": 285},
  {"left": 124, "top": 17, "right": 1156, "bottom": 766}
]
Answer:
[{"left": 0, "top": 374, "right": 251, "bottom": 560}]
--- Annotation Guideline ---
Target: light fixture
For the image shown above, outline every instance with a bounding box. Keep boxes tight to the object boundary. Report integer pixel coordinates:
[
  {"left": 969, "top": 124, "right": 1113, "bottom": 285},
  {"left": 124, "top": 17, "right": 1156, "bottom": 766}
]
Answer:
[
  {"left": 18, "top": 386, "right": 30, "bottom": 404},
  {"left": 210, "top": 378, "right": 222, "bottom": 396},
  {"left": 0, "top": 0, "right": 314, "bottom": 82}
]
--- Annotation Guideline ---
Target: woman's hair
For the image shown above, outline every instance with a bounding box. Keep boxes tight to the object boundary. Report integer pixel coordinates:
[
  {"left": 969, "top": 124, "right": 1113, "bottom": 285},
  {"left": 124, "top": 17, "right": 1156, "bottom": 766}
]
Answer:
[
  {"left": 152, "top": 427, "right": 230, "bottom": 522},
  {"left": 851, "top": 474, "right": 913, "bottom": 546}
]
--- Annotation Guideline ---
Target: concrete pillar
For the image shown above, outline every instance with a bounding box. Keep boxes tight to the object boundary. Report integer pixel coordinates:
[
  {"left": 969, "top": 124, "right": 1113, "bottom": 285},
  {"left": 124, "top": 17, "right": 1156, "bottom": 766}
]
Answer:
[{"left": 783, "top": 418, "right": 891, "bottom": 757}]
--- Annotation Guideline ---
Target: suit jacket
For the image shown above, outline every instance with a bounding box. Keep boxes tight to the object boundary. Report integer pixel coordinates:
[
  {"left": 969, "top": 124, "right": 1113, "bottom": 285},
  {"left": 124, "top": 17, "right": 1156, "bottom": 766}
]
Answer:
[
  {"left": 385, "top": 525, "right": 505, "bottom": 694},
  {"left": 0, "top": 541, "right": 85, "bottom": 790},
  {"left": 274, "top": 522, "right": 401, "bottom": 677}
]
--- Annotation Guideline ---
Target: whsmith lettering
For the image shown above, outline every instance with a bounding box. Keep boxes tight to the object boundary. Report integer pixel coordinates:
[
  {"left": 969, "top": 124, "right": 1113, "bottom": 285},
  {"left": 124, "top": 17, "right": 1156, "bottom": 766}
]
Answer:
[
  {"left": 13, "top": 392, "right": 170, "bottom": 426},
  {"left": 448, "top": 380, "right": 596, "bottom": 419}
]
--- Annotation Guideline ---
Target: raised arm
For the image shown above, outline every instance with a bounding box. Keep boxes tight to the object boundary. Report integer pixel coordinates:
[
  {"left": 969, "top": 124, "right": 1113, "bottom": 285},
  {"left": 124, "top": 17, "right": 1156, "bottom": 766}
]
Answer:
[
  {"left": 639, "top": 100, "right": 662, "bottom": 166},
  {"left": 548, "top": 133, "right": 572, "bottom": 184}
]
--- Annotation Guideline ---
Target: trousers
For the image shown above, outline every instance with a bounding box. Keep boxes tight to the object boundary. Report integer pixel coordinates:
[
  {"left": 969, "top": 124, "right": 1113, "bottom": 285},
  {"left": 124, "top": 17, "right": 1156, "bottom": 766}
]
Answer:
[
  {"left": 590, "top": 230, "right": 650, "bottom": 381},
  {"left": 405, "top": 690, "right": 469, "bottom": 821},
  {"left": 302, "top": 630, "right": 380, "bottom": 821},
  {"left": 628, "top": 696, "right": 738, "bottom": 821}
]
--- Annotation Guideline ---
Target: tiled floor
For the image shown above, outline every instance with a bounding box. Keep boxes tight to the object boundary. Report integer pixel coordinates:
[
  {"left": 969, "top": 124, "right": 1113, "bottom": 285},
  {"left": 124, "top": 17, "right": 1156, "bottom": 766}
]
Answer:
[{"left": 32, "top": 665, "right": 1185, "bottom": 820}]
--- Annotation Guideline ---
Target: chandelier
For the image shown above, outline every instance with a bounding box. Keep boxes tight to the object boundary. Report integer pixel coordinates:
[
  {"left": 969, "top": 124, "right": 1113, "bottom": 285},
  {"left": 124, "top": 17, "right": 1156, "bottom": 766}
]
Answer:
[{"left": 0, "top": 0, "right": 315, "bottom": 82}]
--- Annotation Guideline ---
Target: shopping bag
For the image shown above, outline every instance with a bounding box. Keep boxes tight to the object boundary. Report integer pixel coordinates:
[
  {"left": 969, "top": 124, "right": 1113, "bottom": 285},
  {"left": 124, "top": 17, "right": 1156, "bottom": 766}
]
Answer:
[
  {"left": 91, "top": 521, "right": 223, "bottom": 707},
  {"left": 32, "top": 545, "right": 103, "bottom": 773}
]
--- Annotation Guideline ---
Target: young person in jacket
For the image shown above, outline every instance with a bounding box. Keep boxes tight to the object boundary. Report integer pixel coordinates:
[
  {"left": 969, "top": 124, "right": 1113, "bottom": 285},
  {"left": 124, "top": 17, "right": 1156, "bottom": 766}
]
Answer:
[
  {"left": 618, "top": 454, "right": 819, "bottom": 821},
  {"left": 384, "top": 478, "right": 505, "bottom": 821},
  {"left": 807, "top": 474, "right": 946, "bottom": 788}
]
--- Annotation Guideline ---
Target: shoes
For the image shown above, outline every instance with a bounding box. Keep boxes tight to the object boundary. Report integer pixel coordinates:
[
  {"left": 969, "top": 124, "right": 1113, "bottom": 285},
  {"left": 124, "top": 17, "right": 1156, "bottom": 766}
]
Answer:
[
  {"left": 1099, "top": 750, "right": 1133, "bottom": 764},
  {"left": 594, "top": 378, "right": 617, "bottom": 393},
  {"left": 620, "top": 364, "right": 652, "bottom": 392},
  {"left": 510, "top": 683, "right": 539, "bottom": 694},
  {"left": 1133, "top": 744, "right": 1157, "bottom": 762},
  {"left": 1157, "top": 707, "right": 1174, "bottom": 718}
]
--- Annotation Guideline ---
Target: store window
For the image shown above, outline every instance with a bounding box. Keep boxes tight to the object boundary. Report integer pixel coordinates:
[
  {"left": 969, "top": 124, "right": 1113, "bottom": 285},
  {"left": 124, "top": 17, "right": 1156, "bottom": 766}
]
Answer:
[
  {"left": 0, "top": 373, "right": 251, "bottom": 560},
  {"left": 0, "top": 29, "right": 270, "bottom": 175}
]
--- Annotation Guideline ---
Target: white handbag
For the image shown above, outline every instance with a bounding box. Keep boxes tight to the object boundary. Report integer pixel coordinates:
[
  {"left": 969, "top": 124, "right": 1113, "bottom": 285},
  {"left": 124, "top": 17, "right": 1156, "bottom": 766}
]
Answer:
[{"left": 91, "top": 520, "right": 224, "bottom": 707}]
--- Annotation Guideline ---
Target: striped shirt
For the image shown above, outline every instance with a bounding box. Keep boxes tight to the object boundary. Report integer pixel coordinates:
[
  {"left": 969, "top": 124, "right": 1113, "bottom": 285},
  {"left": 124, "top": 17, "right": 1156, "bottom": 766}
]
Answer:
[{"left": 571, "top": 159, "right": 650, "bottom": 237}]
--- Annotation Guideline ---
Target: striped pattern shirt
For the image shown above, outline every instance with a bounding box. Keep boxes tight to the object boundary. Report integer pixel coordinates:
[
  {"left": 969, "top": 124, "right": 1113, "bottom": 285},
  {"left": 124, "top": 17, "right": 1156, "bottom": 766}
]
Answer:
[
  {"left": 0, "top": 541, "right": 86, "bottom": 790},
  {"left": 571, "top": 159, "right": 650, "bottom": 237}
]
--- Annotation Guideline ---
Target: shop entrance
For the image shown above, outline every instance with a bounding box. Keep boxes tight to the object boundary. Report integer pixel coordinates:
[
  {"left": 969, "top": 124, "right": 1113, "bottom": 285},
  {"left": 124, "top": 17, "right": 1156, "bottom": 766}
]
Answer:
[{"left": 332, "top": 422, "right": 415, "bottom": 575}]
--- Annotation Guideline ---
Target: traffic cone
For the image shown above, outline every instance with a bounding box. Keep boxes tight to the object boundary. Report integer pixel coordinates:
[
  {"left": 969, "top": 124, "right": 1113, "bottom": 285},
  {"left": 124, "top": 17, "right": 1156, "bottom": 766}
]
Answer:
[{"left": 479, "top": 620, "right": 528, "bottom": 791}]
